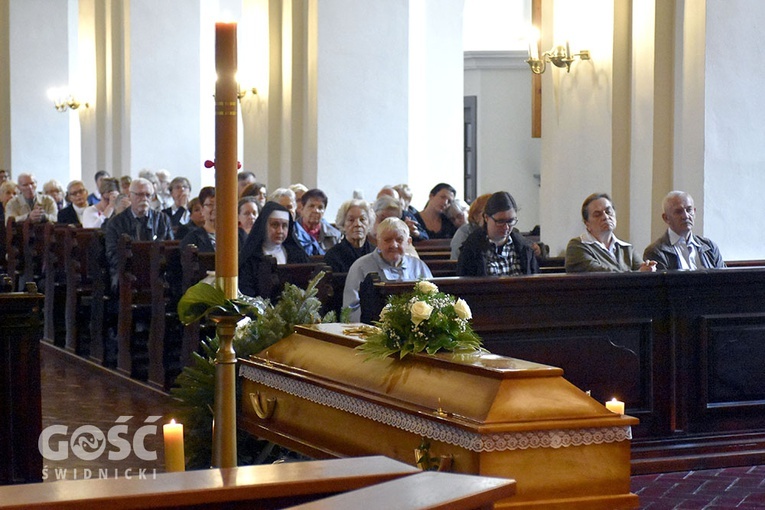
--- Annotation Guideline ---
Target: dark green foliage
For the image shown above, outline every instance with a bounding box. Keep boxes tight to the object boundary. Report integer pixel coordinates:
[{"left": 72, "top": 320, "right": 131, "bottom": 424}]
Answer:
[{"left": 170, "top": 272, "right": 345, "bottom": 469}]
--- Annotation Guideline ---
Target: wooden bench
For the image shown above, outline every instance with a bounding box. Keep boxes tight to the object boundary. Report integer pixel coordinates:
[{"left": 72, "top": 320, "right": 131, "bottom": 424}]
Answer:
[
  {"left": 4, "top": 218, "right": 22, "bottom": 290},
  {"left": 286, "top": 471, "right": 516, "bottom": 510},
  {"left": 412, "top": 238, "right": 452, "bottom": 253},
  {"left": 179, "top": 245, "right": 216, "bottom": 368},
  {"left": 359, "top": 268, "right": 765, "bottom": 473},
  {"left": 0, "top": 456, "right": 419, "bottom": 509},
  {"left": 256, "top": 257, "right": 333, "bottom": 303},
  {"left": 0, "top": 292, "right": 45, "bottom": 485},
  {"left": 115, "top": 236, "right": 180, "bottom": 382},
  {"left": 63, "top": 228, "right": 100, "bottom": 355},
  {"left": 43, "top": 224, "right": 71, "bottom": 346},
  {"left": 148, "top": 241, "right": 182, "bottom": 390}
]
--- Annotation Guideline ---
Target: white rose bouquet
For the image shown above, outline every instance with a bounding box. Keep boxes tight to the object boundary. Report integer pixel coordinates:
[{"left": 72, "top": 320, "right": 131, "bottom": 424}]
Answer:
[{"left": 357, "top": 281, "right": 482, "bottom": 359}]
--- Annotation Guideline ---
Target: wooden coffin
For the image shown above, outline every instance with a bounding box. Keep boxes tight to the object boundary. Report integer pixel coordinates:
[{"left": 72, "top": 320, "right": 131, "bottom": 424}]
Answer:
[{"left": 239, "top": 324, "right": 639, "bottom": 509}]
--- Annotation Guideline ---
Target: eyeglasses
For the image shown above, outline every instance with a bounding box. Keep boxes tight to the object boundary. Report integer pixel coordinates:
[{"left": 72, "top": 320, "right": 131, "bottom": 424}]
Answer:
[
  {"left": 69, "top": 189, "right": 87, "bottom": 196},
  {"left": 130, "top": 192, "right": 152, "bottom": 199},
  {"left": 488, "top": 215, "right": 518, "bottom": 227}
]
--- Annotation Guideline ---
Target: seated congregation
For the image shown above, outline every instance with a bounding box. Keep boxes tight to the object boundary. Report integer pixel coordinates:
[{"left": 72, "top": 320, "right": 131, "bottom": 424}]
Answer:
[{"left": 0, "top": 166, "right": 733, "bottom": 393}]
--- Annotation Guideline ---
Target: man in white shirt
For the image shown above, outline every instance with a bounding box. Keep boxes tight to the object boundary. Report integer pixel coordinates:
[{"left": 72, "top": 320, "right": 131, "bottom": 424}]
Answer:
[{"left": 643, "top": 191, "right": 725, "bottom": 270}]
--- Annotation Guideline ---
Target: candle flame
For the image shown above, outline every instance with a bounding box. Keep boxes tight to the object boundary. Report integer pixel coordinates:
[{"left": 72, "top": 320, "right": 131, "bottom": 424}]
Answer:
[{"left": 169, "top": 419, "right": 176, "bottom": 425}]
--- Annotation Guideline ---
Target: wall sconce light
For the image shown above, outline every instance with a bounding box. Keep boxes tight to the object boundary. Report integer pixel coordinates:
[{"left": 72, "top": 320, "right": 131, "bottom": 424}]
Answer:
[
  {"left": 47, "top": 88, "right": 89, "bottom": 112},
  {"left": 526, "top": 42, "right": 590, "bottom": 74},
  {"left": 237, "top": 86, "right": 258, "bottom": 101}
]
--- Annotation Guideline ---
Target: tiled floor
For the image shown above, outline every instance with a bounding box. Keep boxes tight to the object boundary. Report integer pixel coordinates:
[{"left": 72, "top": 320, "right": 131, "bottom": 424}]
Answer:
[
  {"left": 42, "top": 344, "right": 765, "bottom": 508},
  {"left": 632, "top": 466, "right": 765, "bottom": 509},
  {"left": 40, "top": 343, "right": 176, "bottom": 481}
]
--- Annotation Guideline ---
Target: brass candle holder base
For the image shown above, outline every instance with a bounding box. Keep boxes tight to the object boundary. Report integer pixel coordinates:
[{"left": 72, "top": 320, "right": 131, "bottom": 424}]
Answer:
[{"left": 211, "top": 313, "right": 241, "bottom": 468}]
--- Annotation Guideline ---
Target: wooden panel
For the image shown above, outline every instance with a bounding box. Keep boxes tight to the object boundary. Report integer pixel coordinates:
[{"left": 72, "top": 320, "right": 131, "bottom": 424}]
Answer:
[
  {"left": 359, "top": 268, "right": 765, "bottom": 472},
  {"left": 285, "top": 471, "right": 516, "bottom": 510},
  {"left": 0, "top": 293, "right": 45, "bottom": 485},
  {"left": 0, "top": 456, "right": 419, "bottom": 510}
]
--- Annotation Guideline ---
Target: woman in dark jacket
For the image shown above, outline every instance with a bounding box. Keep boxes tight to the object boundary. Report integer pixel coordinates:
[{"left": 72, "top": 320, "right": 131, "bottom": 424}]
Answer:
[
  {"left": 239, "top": 201, "right": 309, "bottom": 298},
  {"left": 324, "top": 199, "right": 375, "bottom": 273},
  {"left": 457, "top": 191, "right": 539, "bottom": 276}
]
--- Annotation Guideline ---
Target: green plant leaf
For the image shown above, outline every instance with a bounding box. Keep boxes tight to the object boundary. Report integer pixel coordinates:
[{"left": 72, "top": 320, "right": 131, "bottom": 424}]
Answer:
[{"left": 177, "top": 282, "right": 228, "bottom": 324}]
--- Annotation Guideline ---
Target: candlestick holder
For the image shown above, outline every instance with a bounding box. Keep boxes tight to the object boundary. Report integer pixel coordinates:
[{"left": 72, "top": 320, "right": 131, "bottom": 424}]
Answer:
[{"left": 210, "top": 313, "right": 242, "bottom": 468}]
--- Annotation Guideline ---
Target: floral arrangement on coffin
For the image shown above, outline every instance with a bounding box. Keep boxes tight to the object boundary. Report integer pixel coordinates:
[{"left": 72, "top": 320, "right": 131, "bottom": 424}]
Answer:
[{"left": 358, "top": 280, "right": 483, "bottom": 359}]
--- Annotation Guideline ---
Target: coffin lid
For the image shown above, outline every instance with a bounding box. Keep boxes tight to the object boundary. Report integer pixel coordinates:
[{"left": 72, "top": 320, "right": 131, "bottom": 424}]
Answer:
[{"left": 241, "top": 323, "right": 637, "bottom": 435}]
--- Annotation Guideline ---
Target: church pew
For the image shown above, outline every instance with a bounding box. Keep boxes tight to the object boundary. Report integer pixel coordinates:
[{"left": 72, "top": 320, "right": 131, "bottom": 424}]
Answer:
[
  {"left": 179, "top": 245, "right": 215, "bottom": 368},
  {"left": 0, "top": 456, "right": 419, "bottom": 509},
  {"left": 723, "top": 259, "right": 765, "bottom": 267},
  {"left": 86, "top": 229, "right": 113, "bottom": 365},
  {"left": 418, "top": 249, "right": 452, "bottom": 261},
  {"left": 4, "top": 218, "right": 22, "bottom": 291},
  {"left": 147, "top": 240, "right": 182, "bottom": 390},
  {"left": 20, "top": 220, "right": 51, "bottom": 293},
  {"left": 359, "top": 268, "right": 765, "bottom": 473},
  {"left": 0, "top": 291, "right": 44, "bottom": 485},
  {"left": 412, "top": 238, "right": 452, "bottom": 252},
  {"left": 256, "top": 257, "right": 333, "bottom": 303},
  {"left": 425, "top": 258, "right": 457, "bottom": 277},
  {"left": 285, "top": 471, "right": 516, "bottom": 510},
  {"left": 43, "top": 224, "right": 71, "bottom": 347},
  {"left": 115, "top": 235, "right": 154, "bottom": 379},
  {"left": 64, "top": 228, "right": 100, "bottom": 355},
  {"left": 115, "top": 237, "right": 181, "bottom": 382}
]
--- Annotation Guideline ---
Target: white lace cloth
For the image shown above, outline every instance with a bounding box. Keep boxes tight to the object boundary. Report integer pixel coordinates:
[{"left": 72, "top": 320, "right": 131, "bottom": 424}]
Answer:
[{"left": 240, "top": 364, "right": 632, "bottom": 452}]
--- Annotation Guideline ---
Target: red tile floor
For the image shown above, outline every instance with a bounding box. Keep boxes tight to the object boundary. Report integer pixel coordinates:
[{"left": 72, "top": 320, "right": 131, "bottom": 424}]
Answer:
[
  {"left": 631, "top": 465, "right": 765, "bottom": 509},
  {"left": 42, "top": 344, "right": 765, "bottom": 508}
]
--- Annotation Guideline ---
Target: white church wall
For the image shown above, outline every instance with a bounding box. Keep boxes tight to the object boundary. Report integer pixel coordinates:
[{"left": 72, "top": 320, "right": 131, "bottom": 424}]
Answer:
[
  {"left": 128, "top": 0, "right": 203, "bottom": 191},
  {"left": 703, "top": 0, "right": 765, "bottom": 260},
  {"left": 539, "top": 0, "right": 615, "bottom": 256},
  {"left": 8, "top": 0, "right": 73, "bottom": 187},
  {"left": 463, "top": 51, "right": 541, "bottom": 233}
]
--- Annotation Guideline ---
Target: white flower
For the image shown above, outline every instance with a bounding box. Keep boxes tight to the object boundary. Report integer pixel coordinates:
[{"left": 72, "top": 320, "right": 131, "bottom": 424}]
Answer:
[
  {"left": 410, "top": 301, "right": 434, "bottom": 326},
  {"left": 453, "top": 298, "right": 472, "bottom": 320},
  {"left": 415, "top": 281, "right": 438, "bottom": 294},
  {"left": 380, "top": 303, "right": 392, "bottom": 320}
]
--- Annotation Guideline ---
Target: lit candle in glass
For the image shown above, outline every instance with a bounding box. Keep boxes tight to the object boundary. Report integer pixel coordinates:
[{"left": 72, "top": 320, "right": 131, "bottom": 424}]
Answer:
[
  {"left": 163, "top": 419, "right": 185, "bottom": 472},
  {"left": 605, "top": 398, "right": 625, "bottom": 415}
]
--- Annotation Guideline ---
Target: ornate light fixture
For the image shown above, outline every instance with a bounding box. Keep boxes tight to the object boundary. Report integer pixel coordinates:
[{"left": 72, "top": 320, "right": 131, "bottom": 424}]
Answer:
[
  {"left": 527, "top": 42, "right": 590, "bottom": 74},
  {"left": 47, "top": 88, "right": 89, "bottom": 112},
  {"left": 236, "top": 86, "right": 258, "bottom": 101}
]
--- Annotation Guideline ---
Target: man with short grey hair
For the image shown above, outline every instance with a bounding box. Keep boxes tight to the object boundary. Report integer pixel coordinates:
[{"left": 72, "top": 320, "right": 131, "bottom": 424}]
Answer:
[
  {"left": 643, "top": 191, "right": 725, "bottom": 270},
  {"left": 105, "top": 177, "right": 174, "bottom": 290},
  {"left": 5, "top": 173, "right": 58, "bottom": 223}
]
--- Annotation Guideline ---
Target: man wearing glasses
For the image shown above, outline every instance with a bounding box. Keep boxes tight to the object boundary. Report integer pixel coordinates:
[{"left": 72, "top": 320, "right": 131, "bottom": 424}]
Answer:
[
  {"left": 57, "top": 180, "right": 89, "bottom": 225},
  {"left": 456, "top": 191, "right": 539, "bottom": 276},
  {"left": 105, "top": 177, "right": 174, "bottom": 291}
]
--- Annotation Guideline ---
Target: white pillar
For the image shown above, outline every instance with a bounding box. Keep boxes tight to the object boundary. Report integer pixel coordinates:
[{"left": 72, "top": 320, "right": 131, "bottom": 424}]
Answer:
[
  {"left": 539, "top": 0, "right": 615, "bottom": 256},
  {"left": 7, "top": 0, "right": 74, "bottom": 186}
]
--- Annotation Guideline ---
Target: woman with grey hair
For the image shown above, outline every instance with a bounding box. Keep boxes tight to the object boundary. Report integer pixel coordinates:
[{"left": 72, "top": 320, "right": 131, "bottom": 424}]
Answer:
[
  {"left": 268, "top": 187, "right": 297, "bottom": 218},
  {"left": 324, "top": 199, "right": 375, "bottom": 273},
  {"left": 343, "top": 217, "right": 432, "bottom": 322}
]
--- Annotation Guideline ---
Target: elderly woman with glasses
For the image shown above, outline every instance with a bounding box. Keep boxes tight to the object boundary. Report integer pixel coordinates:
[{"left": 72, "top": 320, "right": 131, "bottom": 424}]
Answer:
[
  {"left": 456, "top": 191, "right": 539, "bottom": 276},
  {"left": 565, "top": 192, "right": 656, "bottom": 273}
]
